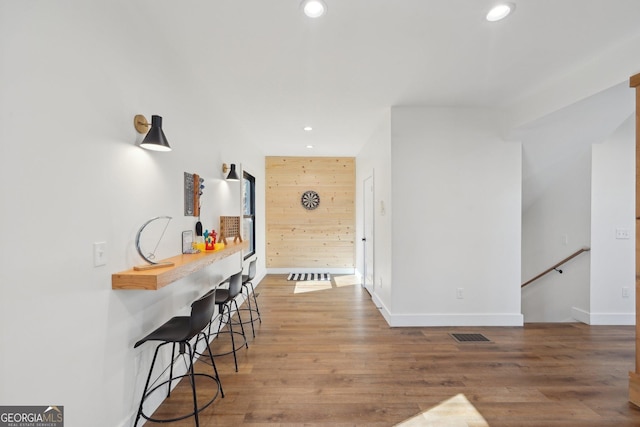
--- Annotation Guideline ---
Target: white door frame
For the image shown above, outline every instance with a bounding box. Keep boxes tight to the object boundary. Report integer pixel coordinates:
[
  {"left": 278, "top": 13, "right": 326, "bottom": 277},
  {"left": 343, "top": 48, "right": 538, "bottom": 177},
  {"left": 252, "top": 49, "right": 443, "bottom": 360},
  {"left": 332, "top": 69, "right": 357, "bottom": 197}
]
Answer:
[{"left": 362, "top": 174, "right": 375, "bottom": 293}]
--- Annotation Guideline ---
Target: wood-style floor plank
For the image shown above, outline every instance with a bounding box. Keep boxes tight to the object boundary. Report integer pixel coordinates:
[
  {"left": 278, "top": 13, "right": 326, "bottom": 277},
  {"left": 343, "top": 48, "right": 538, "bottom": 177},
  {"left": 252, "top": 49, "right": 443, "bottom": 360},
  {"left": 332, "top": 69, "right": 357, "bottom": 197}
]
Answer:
[{"left": 144, "top": 274, "right": 640, "bottom": 426}]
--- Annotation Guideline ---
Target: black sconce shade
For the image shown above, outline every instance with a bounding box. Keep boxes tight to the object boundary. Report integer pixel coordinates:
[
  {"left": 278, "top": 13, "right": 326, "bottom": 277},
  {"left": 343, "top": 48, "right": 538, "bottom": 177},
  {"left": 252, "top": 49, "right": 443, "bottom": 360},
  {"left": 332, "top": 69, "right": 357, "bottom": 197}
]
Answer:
[
  {"left": 225, "top": 163, "right": 239, "bottom": 181},
  {"left": 136, "top": 115, "right": 172, "bottom": 152}
]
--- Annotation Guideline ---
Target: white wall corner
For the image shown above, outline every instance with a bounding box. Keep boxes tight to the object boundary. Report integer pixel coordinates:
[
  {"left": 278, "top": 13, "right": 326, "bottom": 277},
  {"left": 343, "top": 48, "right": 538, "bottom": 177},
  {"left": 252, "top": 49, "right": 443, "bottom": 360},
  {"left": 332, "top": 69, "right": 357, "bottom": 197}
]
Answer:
[{"left": 571, "top": 307, "right": 591, "bottom": 324}]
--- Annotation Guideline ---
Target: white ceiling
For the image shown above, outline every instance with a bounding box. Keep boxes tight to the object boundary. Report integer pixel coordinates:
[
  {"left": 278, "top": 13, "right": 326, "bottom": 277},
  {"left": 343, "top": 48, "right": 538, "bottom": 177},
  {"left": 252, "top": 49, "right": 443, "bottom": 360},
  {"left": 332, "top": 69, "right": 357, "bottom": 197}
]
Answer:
[{"left": 141, "top": 0, "right": 640, "bottom": 156}]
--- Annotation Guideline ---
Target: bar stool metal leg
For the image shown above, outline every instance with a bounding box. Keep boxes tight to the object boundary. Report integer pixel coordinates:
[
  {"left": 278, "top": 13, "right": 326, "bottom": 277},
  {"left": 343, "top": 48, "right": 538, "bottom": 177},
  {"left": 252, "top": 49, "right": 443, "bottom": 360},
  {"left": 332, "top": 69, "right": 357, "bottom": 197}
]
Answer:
[
  {"left": 214, "top": 298, "right": 248, "bottom": 372},
  {"left": 210, "top": 271, "right": 248, "bottom": 372}
]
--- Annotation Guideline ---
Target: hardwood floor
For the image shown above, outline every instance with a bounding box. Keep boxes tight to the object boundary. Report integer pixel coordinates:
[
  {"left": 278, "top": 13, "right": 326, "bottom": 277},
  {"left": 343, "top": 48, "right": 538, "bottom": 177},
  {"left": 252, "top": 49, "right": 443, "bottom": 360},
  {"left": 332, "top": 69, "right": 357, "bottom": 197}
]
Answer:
[{"left": 146, "top": 274, "right": 640, "bottom": 426}]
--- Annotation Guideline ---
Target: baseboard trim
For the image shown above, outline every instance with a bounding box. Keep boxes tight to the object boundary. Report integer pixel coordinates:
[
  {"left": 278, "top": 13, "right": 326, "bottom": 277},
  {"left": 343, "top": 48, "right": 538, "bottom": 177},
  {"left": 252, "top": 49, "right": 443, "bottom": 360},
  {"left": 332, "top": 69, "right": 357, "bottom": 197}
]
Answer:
[
  {"left": 572, "top": 306, "right": 635, "bottom": 325},
  {"left": 372, "top": 301, "right": 523, "bottom": 327},
  {"left": 371, "top": 292, "right": 391, "bottom": 323}
]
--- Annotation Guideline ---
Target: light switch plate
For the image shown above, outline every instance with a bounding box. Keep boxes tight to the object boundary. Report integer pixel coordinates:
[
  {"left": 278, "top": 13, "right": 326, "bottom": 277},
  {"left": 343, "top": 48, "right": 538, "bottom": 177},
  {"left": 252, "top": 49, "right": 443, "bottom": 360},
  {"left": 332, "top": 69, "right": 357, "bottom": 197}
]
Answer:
[
  {"left": 93, "top": 242, "right": 107, "bottom": 267},
  {"left": 616, "top": 228, "right": 631, "bottom": 239}
]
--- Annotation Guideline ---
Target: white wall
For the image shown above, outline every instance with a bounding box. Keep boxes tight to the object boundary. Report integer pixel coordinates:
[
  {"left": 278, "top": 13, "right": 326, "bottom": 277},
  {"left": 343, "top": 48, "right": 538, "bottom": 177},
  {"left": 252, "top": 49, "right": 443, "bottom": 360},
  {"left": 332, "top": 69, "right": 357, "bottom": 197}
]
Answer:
[
  {"left": 355, "top": 110, "right": 393, "bottom": 310},
  {"left": 387, "top": 107, "right": 523, "bottom": 326},
  {"left": 0, "top": 3, "right": 265, "bottom": 426},
  {"left": 590, "top": 114, "right": 636, "bottom": 324}
]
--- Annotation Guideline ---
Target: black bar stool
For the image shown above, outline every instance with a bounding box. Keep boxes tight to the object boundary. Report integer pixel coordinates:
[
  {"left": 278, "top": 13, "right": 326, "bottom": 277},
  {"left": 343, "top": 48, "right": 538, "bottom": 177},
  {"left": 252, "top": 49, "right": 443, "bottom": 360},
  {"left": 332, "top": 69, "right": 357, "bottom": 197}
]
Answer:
[
  {"left": 133, "top": 290, "right": 224, "bottom": 427},
  {"left": 233, "top": 259, "right": 261, "bottom": 337},
  {"left": 210, "top": 271, "right": 248, "bottom": 372}
]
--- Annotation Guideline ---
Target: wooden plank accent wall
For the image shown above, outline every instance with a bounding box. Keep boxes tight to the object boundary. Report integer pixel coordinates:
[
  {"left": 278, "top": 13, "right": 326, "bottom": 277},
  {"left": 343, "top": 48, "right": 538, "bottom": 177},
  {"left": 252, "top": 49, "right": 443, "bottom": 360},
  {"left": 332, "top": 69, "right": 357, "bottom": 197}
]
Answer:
[{"left": 266, "top": 156, "right": 355, "bottom": 269}]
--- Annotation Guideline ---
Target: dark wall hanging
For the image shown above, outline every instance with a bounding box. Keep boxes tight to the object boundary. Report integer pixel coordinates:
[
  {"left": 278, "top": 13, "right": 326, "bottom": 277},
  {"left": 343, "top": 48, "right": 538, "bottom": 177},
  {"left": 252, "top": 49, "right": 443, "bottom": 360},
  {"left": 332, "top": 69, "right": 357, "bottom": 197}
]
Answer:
[{"left": 301, "top": 190, "right": 320, "bottom": 210}]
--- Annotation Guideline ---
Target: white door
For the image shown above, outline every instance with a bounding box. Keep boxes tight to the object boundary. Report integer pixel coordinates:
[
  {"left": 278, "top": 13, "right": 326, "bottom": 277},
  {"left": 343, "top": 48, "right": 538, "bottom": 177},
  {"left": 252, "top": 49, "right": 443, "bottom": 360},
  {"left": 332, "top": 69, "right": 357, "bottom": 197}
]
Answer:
[{"left": 363, "top": 175, "right": 375, "bottom": 293}]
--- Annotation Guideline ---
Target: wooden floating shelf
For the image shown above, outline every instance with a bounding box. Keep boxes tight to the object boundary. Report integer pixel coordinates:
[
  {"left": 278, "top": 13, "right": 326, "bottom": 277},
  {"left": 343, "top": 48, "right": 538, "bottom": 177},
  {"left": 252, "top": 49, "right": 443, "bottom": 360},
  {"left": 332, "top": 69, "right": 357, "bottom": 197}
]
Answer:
[{"left": 112, "top": 241, "right": 248, "bottom": 290}]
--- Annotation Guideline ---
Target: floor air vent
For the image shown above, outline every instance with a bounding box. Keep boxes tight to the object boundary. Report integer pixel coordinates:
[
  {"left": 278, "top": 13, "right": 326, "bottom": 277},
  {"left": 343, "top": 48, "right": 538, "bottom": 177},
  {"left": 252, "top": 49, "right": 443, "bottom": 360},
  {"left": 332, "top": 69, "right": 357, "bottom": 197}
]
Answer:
[{"left": 450, "top": 333, "right": 491, "bottom": 343}]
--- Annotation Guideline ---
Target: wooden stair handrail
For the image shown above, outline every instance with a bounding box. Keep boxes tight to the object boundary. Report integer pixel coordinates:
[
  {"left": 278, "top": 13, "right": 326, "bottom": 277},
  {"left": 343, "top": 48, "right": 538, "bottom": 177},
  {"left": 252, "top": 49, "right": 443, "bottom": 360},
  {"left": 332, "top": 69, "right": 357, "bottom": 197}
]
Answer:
[{"left": 521, "top": 247, "right": 591, "bottom": 288}]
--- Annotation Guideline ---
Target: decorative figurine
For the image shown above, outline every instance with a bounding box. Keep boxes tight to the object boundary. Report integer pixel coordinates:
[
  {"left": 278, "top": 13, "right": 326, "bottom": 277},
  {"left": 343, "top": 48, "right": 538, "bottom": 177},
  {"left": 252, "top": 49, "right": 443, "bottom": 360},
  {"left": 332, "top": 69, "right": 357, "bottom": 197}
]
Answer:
[{"left": 204, "top": 229, "right": 217, "bottom": 251}]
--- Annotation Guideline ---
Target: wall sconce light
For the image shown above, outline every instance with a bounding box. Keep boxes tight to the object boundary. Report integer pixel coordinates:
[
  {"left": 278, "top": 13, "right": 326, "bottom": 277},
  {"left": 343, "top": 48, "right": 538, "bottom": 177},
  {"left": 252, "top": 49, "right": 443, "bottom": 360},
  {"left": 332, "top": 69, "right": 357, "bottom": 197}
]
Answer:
[
  {"left": 222, "top": 163, "right": 240, "bottom": 181},
  {"left": 134, "top": 114, "right": 172, "bottom": 152}
]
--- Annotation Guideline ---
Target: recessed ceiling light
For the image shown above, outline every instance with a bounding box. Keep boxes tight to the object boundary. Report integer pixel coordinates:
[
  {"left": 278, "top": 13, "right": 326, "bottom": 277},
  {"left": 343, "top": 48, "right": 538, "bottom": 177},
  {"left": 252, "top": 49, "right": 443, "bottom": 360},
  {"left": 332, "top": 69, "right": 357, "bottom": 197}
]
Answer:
[
  {"left": 303, "top": 126, "right": 313, "bottom": 131},
  {"left": 306, "top": 145, "right": 314, "bottom": 149},
  {"left": 486, "top": 3, "right": 515, "bottom": 22},
  {"left": 301, "top": 0, "right": 327, "bottom": 18}
]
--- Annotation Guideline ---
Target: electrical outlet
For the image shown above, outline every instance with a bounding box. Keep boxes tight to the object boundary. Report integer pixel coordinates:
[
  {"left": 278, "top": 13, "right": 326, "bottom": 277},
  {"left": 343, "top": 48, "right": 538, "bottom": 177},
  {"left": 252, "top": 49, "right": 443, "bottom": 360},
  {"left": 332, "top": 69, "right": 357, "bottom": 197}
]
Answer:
[
  {"left": 93, "top": 242, "right": 107, "bottom": 267},
  {"left": 622, "top": 287, "right": 630, "bottom": 298},
  {"left": 456, "top": 288, "right": 464, "bottom": 299}
]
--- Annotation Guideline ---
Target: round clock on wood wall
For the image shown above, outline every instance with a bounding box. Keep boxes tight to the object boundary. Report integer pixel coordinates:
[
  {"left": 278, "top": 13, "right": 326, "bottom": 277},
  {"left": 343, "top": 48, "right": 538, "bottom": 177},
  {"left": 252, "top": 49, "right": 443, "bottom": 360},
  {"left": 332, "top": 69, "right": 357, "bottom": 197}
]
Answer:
[{"left": 301, "top": 190, "right": 320, "bottom": 210}]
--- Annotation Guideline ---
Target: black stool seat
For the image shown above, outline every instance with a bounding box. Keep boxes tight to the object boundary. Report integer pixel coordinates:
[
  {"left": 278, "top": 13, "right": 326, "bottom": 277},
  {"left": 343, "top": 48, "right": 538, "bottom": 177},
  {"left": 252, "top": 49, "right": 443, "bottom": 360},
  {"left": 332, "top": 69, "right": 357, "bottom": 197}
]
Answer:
[
  {"left": 215, "top": 288, "right": 231, "bottom": 303},
  {"left": 135, "top": 316, "right": 194, "bottom": 344},
  {"left": 134, "top": 290, "right": 223, "bottom": 427}
]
